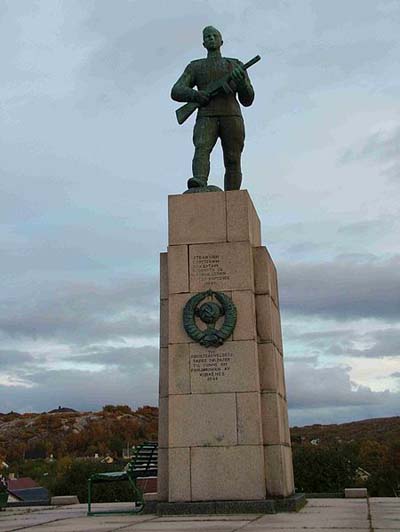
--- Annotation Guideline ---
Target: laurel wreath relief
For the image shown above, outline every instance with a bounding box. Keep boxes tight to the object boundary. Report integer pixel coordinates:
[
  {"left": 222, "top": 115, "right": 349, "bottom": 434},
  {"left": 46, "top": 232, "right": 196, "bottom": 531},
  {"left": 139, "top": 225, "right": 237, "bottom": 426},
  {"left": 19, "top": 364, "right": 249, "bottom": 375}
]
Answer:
[{"left": 182, "top": 289, "right": 237, "bottom": 347}]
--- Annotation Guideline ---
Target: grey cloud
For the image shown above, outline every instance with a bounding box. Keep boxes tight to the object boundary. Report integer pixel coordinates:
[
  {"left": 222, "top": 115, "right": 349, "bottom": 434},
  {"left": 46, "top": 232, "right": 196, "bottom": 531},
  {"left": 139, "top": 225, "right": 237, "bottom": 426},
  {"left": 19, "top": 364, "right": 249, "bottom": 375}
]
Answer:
[
  {"left": 286, "top": 328, "right": 355, "bottom": 344},
  {"left": 0, "top": 349, "right": 34, "bottom": 368},
  {"left": 289, "top": 402, "right": 400, "bottom": 428},
  {"left": 77, "top": 1, "right": 223, "bottom": 104},
  {"left": 337, "top": 219, "right": 396, "bottom": 238},
  {"left": 391, "top": 372, "right": 400, "bottom": 378},
  {"left": 286, "top": 362, "right": 400, "bottom": 425},
  {"left": 281, "top": 40, "right": 395, "bottom": 98},
  {"left": 340, "top": 125, "right": 400, "bottom": 181},
  {"left": 0, "top": 365, "right": 158, "bottom": 414},
  {"left": 341, "top": 126, "right": 400, "bottom": 164},
  {"left": 285, "top": 355, "right": 319, "bottom": 365},
  {"left": 334, "top": 253, "right": 379, "bottom": 263},
  {"left": 346, "top": 328, "right": 400, "bottom": 358},
  {"left": 285, "top": 242, "right": 325, "bottom": 257},
  {"left": 3, "top": 354, "right": 398, "bottom": 425},
  {"left": 0, "top": 276, "right": 158, "bottom": 343},
  {"left": 258, "top": 1, "right": 400, "bottom": 118},
  {"left": 285, "top": 329, "right": 354, "bottom": 358},
  {"left": 285, "top": 326, "right": 400, "bottom": 359},
  {"left": 279, "top": 256, "right": 400, "bottom": 320},
  {"left": 72, "top": 345, "right": 158, "bottom": 369}
]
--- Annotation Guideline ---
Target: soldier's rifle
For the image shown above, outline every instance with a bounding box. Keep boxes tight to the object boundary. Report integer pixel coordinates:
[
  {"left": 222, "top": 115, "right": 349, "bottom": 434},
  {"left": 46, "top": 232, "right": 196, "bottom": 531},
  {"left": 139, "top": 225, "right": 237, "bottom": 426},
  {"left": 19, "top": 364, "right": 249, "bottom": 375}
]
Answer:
[{"left": 175, "top": 55, "right": 261, "bottom": 125}]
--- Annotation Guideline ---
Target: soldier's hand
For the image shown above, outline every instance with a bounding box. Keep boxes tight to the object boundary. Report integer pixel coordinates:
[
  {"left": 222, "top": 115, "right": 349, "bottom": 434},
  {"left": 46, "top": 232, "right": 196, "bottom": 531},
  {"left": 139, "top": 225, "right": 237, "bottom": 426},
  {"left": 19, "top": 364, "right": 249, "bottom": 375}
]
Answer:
[
  {"left": 231, "top": 65, "right": 246, "bottom": 83},
  {"left": 196, "top": 90, "right": 210, "bottom": 106}
]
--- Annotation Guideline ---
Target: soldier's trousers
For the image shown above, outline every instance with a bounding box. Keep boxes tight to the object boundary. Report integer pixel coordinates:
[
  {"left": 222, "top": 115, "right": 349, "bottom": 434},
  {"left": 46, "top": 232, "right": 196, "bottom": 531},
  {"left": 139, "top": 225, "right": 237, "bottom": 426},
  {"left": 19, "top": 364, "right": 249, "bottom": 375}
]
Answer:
[{"left": 192, "top": 115, "right": 245, "bottom": 190}]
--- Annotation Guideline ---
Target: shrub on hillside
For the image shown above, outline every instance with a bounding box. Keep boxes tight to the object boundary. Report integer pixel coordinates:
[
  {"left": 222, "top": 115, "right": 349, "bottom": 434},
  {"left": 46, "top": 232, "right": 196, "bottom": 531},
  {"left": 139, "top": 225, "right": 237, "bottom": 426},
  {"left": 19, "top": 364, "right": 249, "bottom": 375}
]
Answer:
[
  {"left": 52, "top": 460, "right": 135, "bottom": 503},
  {"left": 293, "top": 445, "right": 360, "bottom": 493}
]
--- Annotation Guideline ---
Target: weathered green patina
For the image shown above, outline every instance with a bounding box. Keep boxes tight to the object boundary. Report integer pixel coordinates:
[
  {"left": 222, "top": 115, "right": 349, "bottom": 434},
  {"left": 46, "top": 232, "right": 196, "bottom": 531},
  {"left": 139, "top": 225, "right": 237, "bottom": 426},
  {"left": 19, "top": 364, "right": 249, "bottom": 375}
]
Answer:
[
  {"left": 183, "top": 289, "right": 237, "bottom": 347},
  {"left": 171, "top": 26, "right": 260, "bottom": 192}
]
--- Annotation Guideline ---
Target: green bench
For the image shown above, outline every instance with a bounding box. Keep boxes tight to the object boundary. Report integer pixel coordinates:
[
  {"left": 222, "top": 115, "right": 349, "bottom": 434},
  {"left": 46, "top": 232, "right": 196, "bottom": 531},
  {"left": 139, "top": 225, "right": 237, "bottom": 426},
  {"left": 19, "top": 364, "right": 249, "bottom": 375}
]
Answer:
[{"left": 87, "top": 441, "right": 158, "bottom": 515}]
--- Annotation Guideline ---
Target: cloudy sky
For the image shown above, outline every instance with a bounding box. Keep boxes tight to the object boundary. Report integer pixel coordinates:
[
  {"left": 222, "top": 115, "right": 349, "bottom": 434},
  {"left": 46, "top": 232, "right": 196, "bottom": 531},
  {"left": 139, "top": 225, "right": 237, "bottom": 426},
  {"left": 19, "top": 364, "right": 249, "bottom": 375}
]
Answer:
[{"left": 1, "top": 0, "right": 399, "bottom": 426}]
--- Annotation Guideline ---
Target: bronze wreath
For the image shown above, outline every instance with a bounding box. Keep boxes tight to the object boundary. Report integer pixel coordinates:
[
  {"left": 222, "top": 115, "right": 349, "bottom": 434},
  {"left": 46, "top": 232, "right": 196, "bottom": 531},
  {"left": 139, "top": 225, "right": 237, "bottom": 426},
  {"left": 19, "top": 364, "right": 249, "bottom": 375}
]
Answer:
[{"left": 182, "top": 289, "right": 237, "bottom": 347}]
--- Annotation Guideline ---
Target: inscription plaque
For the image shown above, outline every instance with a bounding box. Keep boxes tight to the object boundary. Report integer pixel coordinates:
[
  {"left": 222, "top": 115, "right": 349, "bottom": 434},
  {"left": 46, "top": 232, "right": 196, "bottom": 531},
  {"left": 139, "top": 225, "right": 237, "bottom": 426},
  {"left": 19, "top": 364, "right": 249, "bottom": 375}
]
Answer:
[
  {"left": 189, "top": 242, "right": 254, "bottom": 292},
  {"left": 191, "top": 254, "right": 230, "bottom": 286},
  {"left": 191, "top": 350, "right": 233, "bottom": 382},
  {"left": 189, "top": 341, "right": 259, "bottom": 393}
]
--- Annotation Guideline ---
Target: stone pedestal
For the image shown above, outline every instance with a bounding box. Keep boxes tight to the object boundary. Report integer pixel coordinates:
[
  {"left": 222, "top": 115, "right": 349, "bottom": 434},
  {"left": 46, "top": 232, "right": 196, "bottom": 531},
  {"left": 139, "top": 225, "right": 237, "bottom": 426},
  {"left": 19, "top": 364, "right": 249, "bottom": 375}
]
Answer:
[{"left": 158, "top": 190, "right": 294, "bottom": 504}]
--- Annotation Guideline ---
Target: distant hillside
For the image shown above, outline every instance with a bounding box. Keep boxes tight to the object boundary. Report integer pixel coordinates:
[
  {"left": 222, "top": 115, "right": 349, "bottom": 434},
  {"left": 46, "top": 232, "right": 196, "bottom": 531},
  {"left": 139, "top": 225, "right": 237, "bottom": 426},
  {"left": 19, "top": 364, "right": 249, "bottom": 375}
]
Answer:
[
  {"left": 1, "top": 406, "right": 399, "bottom": 463},
  {"left": 291, "top": 416, "right": 400, "bottom": 447},
  {"left": 291, "top": 417, "right": 400, "bottom": 497},
  {"left": 0, "top": 405, "right": 158, "bottom": 463}
]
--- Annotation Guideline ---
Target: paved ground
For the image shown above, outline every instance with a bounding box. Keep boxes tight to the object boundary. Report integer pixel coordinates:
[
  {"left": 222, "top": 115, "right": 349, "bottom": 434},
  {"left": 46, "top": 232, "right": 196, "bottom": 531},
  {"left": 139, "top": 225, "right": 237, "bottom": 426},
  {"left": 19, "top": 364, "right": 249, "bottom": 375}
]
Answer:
[{"left": 0, "top": 498, "right": 399, "bottom": 531}]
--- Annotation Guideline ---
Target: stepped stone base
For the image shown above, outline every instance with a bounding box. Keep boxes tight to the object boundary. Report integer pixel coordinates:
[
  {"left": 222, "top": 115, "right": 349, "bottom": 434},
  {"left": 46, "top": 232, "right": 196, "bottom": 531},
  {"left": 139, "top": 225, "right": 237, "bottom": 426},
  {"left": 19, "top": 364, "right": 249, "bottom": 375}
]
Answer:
[{"left": 155, "top": 494, "right": 307, "bottom": 515}]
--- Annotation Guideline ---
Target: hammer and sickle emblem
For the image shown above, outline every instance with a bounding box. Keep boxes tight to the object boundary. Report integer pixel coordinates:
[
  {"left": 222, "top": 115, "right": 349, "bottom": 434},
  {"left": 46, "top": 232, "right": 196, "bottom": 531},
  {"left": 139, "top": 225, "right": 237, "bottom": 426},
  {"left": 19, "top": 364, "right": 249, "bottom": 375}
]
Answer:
[{"left": 182, "top": 289, "right": 237, "bottom": 347}]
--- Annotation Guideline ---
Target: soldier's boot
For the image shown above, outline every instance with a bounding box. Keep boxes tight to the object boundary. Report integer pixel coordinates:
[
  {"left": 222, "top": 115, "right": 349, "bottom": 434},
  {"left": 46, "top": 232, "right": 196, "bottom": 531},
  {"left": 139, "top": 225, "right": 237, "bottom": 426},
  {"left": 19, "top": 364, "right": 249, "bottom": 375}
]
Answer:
[{"left": 187, "top": 176, "right": 208, "bottom": 188}]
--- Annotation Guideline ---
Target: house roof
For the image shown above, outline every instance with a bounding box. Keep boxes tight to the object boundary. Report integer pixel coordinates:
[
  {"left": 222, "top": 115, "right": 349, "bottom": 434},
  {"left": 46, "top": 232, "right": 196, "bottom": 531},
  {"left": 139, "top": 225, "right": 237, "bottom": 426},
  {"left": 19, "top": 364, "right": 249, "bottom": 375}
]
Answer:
[
  {"left": 9, "top": 487, "right": 49, "bottom": 502},
  {"left": 8, "top": 477, "right": 38, "bottom": 490}
]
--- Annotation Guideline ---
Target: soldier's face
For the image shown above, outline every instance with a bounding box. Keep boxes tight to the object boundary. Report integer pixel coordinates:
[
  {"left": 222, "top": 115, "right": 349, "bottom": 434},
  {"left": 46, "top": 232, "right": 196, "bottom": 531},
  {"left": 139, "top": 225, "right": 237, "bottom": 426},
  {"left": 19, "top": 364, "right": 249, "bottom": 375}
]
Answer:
[{"left": 203, "top": 29, "right": 222, "bottom": 51}]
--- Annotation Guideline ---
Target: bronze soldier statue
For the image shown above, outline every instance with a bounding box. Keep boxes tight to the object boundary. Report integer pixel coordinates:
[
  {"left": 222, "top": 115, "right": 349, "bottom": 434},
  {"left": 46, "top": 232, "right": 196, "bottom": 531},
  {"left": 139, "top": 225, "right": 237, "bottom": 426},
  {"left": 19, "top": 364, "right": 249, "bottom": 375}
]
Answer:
[{"left": 171, "top": 26, "right": 257, "bottom": 191}]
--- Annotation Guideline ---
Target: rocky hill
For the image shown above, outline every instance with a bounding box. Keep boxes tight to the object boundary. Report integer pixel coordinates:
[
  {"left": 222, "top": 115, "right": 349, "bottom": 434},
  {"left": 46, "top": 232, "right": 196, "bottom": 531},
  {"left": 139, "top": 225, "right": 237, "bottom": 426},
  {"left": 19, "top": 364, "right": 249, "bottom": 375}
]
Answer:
[
  {"left": 1, "top": 406, "right": 399, "bottom": 463},
  {"left": 0, "top": 405, "right": 158, "bottom": 463},
  {"left": 291, "top": 416, "right": 400, "bottom": 447}
]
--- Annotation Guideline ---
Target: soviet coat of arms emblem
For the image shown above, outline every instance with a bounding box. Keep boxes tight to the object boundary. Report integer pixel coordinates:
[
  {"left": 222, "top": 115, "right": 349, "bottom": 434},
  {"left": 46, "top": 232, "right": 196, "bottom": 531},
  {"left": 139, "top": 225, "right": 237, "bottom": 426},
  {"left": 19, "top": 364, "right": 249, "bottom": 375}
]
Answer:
[{"left": 183, "top": 289, "right": 237, "bottom": 347}]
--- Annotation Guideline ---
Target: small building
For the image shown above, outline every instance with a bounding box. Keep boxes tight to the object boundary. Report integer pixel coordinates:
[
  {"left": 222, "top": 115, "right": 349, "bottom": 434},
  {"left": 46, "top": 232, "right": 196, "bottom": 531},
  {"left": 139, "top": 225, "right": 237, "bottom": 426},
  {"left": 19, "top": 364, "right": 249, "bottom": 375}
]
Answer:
[
  {"left": 101, "top": 455, "right": 114, "bottom": 464},
  {"left": 356, "top": 467, "right": 371, "bottom": 482},
  {"left": 7, "top": 477, "right": 49, "bottom": 504}
]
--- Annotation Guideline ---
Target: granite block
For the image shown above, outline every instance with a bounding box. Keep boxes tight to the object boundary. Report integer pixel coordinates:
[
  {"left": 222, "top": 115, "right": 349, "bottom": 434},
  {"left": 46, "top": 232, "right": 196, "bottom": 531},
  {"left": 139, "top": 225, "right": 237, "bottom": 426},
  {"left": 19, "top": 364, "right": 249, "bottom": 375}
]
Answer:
[
  {"left": 168, "top": 192, "right": 227, "bottom": 245},
  {"left": 273, "top": 493, "right": 307, "bottom": 512},
  {"left": 168, "top": 292, "right": 192, "bottom": 344},
  {"left": 264, "top": 445, "right": 295, "bottom": 497},
  {"left": 215, "top": 499, "right": 275, "bottom": 514},
  {"left": 158, "top": 396, "right": 169, "bottom": 448},
  {"left": 191, "top": 445, "right": 266, "bottom": 501},
  {"left": 189, "top": 341, "right": 259, "bottom": 394},
  {"left": 232, "top": 290, "right": 257, "bottom": 341},
  {"left": 258, "top": 342, "right": 286, "bottom": 397},
  {"left": 168, "top": 393, "right": 237, "bottom": 447},
  {"left": 168, "top": 343, "right": 190, "bottom": 394},
  {"left": 189, "top": 241, "right": 254, "bottom": 292},
  {"left": 160, "top": 252, "right": 168, "bottom": 300},
  {"left": 253, "top": 246, "right": 273, "bottom": 296},
  {"left": 168, "top": 447, "right": 191, "bottom": 502},
  {"left": 157, "top": 447, "right": 168, "bottom": 502},
  {"left": 237, "top": 392, "right": 263, "bottom": 445},
  {"left": 255, "top": 294, "right": 273, "bottom": 342},
  {"left": 261, "top": 392, "right": 290, "bottom": 445},
  {"left": 256, "top": 294, "right": 282, "bottom": 350},
  {"left": 159, "top": 347, "right": 168, "bottom": 398},
  {"left": 226, "top": 190, "right": 261, "bottom": 246},
  {"left": 156, "top": 495, "right": 305, "bottom": 515},
  {"left": 168, "top": 244, "right": 189, "bottom": 294},
  {"left": 157, "top": 501, "right": 216, "bottom": 515},
  {"left": 272, "top": 302, "right": 283, "bottom": 354},
  {"left": 160, "top": 298, "right": 169, "bottom": 348}
]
